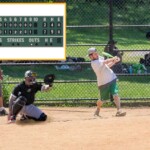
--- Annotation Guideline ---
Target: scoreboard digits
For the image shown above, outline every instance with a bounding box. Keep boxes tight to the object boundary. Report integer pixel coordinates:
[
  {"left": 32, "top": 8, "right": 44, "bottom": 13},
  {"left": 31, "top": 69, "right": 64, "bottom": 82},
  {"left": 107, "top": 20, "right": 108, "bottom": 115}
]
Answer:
[{"left": 0, "top": 16, "right": 63, "bottom": 47}]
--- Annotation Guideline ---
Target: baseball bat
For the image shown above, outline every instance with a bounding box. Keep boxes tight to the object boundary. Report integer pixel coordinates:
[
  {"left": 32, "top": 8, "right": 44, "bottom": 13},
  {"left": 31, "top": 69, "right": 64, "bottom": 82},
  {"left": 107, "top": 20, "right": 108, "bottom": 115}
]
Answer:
[{"left": 102, "top": 52, "right": 113, "bottom": 58}]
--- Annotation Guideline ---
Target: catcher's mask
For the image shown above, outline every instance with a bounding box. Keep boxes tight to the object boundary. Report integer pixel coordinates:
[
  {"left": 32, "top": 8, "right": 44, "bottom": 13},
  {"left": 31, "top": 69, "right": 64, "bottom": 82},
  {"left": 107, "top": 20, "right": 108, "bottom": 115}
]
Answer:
[{"left": 24, "top": 70, "right": 37, "bottom": 85}]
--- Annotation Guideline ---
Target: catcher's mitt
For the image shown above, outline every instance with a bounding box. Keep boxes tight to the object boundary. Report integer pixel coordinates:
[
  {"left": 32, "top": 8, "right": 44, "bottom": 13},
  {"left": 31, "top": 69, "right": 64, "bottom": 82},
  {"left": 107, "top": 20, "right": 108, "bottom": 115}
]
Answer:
[{"left": 44, "top": 74, "right": 55, "bottom": 87}]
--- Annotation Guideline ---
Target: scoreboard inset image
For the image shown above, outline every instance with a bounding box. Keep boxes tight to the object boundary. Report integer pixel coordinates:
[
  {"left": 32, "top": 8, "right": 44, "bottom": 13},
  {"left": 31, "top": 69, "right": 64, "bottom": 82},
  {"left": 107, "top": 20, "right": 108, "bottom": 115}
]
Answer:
[{"left": 0, "top": 3, "right": 66, "bottom": 60}]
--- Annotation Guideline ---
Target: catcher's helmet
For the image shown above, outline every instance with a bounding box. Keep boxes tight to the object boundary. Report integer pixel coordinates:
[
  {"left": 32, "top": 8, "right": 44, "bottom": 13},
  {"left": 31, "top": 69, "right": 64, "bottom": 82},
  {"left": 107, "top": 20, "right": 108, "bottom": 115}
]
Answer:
[
  {"left": 24, "top": 70, "right": 37, "bottom": 78},
  {"left": 24, "top": 70, "right": 37, "bottom": 85}
]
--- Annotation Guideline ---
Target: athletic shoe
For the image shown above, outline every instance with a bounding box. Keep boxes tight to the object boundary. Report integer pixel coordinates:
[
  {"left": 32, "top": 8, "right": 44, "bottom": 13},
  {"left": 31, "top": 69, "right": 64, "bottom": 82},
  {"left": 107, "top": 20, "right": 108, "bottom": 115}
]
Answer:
[
  {"left": 0, "top": 109, "right": 8, "bottom": 116},
  {"left": 94, "top": 109, "right": 100, "bottom": 116},
  {"left": 116, "top": 111, "right": 126, "bottom": 117},
  {"left": 20, "top": 114, "right": 29, "bottom": 121}
]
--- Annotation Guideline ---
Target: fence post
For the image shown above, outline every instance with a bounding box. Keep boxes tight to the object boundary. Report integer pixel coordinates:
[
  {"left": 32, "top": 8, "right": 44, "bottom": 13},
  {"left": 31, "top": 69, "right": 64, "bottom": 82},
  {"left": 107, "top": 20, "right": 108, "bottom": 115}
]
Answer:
[{"left": 109, "top": 0, "right": 114, "bottom": 53}]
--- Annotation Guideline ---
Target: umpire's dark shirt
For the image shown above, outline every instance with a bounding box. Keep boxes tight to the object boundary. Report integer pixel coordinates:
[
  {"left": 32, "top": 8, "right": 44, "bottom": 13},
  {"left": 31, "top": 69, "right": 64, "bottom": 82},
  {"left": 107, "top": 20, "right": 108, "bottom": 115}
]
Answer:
[{"left": 12, "top": 81, "right": 42, "bottom": 105}]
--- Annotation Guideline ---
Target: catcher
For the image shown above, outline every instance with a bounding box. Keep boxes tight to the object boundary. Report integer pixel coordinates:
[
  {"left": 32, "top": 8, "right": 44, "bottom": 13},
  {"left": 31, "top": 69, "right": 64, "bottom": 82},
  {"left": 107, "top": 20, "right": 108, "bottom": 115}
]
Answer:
[{"left": 8, "top": 70, "right": 55, "bottom": 123}]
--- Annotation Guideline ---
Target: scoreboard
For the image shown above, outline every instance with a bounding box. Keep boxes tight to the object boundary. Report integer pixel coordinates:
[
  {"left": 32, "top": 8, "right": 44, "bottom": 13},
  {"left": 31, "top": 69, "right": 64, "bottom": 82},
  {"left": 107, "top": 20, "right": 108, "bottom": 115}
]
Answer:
[{"left": 0, "top": 3, "right": 66, "bottom": 60}]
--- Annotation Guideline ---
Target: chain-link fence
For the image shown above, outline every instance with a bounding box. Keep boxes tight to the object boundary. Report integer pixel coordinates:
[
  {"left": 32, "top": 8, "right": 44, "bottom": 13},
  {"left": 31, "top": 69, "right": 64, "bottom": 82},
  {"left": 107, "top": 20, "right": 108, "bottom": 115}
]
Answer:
[
  {"left": 1, "top": 0, "right": 150, "bottom": 105},
  {"left": 66, "top": 0, "right": 150, "bottom": 104}
]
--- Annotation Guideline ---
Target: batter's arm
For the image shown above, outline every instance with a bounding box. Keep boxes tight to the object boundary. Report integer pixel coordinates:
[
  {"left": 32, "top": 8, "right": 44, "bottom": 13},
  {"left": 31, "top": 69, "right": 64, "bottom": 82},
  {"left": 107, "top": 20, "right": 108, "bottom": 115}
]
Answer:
[{"left": 104, "top": 56, "right": 120, "bottom": 68}]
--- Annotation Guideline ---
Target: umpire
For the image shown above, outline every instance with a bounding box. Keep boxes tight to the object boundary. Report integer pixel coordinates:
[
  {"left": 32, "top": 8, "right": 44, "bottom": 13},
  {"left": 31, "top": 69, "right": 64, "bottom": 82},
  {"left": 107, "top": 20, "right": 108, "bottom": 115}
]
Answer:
[{"left": 8, "top": 70, "right": 52, "bottom": 123}]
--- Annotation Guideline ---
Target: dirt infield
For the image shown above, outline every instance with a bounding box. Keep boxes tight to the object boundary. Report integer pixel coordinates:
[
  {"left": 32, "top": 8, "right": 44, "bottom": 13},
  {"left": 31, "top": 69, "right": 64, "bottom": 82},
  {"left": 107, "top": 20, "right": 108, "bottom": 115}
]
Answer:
[{"left": 0, "top": 107, "right": 150, "bottom": 150}]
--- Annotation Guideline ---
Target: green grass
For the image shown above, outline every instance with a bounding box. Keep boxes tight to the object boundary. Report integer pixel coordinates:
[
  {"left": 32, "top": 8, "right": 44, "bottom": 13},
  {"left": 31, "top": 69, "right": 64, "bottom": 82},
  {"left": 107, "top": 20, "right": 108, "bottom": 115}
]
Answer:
[{"left": 119, "top": 78, "right": 150, "bottom": 98}]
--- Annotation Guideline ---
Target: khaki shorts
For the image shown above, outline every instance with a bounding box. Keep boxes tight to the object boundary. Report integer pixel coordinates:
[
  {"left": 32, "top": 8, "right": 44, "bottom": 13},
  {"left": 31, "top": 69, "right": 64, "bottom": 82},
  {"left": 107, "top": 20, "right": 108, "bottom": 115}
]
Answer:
[{"left": 99, "top": 81, "right": 118, "bottom": 100}]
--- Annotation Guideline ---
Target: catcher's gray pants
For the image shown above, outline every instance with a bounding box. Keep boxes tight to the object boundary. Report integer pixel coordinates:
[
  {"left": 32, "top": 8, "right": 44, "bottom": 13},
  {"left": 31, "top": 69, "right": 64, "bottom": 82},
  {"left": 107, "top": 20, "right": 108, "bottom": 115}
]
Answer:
[{"left": 20, "top": 104, "right": 43, "bottom": 119}]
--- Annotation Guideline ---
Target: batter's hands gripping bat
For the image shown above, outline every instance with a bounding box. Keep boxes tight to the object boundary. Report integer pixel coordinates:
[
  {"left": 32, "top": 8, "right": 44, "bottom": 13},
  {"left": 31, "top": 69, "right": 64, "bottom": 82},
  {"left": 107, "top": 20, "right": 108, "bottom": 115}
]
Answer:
[
  {"left": 102, "top": 52, "right": 113, "bottom": 58},
  {"left": 44, "top": 74, "right": 55, "bottom": 87},
  {"left": 113, "top": 56, "right": 120, "bottom": 63},
  {"left": 102, "top": 52, "right": 120, "bottom": 63}
]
